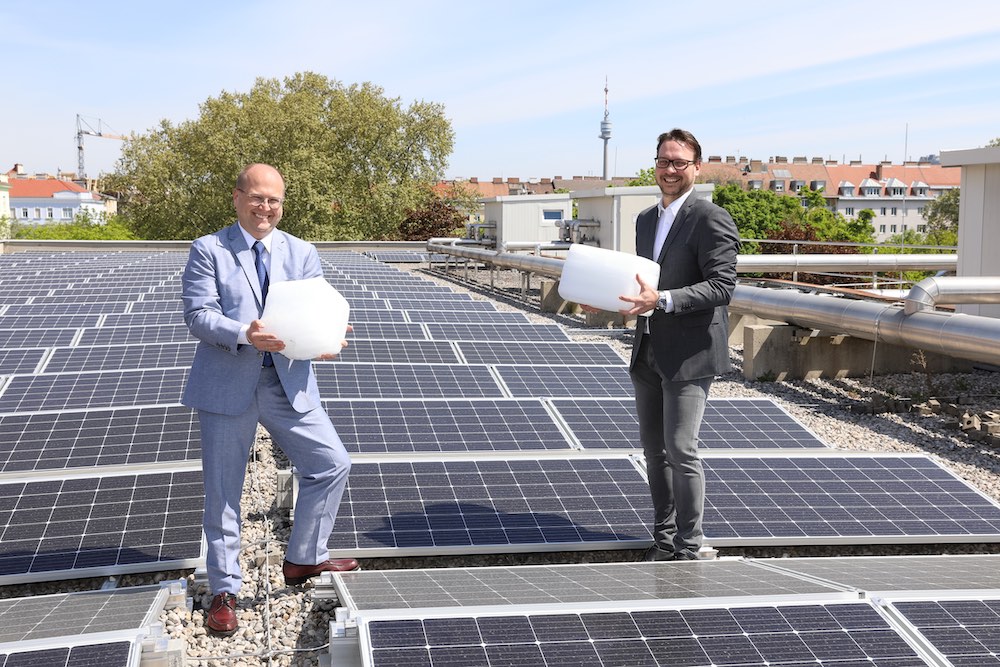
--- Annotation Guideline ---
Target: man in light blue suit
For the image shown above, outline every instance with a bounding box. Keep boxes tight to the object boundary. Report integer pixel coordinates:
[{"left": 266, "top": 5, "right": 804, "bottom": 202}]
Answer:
[{"left": 181, "top": 163, "right": 357, "bottom": 637}]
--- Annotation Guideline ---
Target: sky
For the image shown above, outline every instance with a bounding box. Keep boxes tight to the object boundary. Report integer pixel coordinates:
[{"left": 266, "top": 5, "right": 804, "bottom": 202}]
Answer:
[{"left": 4, "top": 1, "right": 1000, "bottom": 182}]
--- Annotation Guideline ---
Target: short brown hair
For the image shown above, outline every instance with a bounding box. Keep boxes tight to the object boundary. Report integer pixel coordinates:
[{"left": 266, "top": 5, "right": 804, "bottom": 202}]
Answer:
[{"left": 656, "top": 129, "right": 702, "bottom": 163}]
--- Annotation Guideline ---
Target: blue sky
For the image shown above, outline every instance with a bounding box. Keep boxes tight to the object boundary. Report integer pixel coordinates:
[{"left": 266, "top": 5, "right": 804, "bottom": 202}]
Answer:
[{"left": 4, "top": 1, "right": 1000, "bottom": 181}]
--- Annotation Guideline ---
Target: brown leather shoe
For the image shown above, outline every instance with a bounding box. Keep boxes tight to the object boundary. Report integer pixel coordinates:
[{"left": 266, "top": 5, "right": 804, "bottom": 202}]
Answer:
[
  {"left": 206, "top": 593, "right": 238, "bottom": 636},
  {"left": 282, "top": 558, "right": 359, "bottom": 585}
]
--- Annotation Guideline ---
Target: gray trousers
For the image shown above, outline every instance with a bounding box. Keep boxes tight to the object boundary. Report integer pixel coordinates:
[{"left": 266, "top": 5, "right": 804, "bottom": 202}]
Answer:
[
  {"left": 630, "top": 337, "right": 711, "bottom": 553},
  {"left": 197, "top": 365, "right": 352, "bottom": 594}
]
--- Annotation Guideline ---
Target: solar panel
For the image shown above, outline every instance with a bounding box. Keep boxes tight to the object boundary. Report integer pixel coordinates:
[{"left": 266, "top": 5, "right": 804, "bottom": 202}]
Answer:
[
  {"left": 77, "top": 325, "right": 193, "bottom": 346},
  {"left": 549, "top": 398, "right": 830, "bottom": 449},
  {"left": 0, "top": 349, "right": 46, "bottom": 375},
  {"left": 425, "top": 323, "right": 570, "bottom": 342},
  {"left": 754, "top": 555, "right": 1000, "bottom": 594},
  {"left": 315, "top": 363, "right": 504, "bottom": 399},
  {"left": 323, "top": 399, "right": 573, "bottom": 454},
  {"left": 359, "top": 601, "right": 929, "bottom": 667},
  {"left": 496, "top": 365, "right": 634, "bottom": 398},
  {"left": 0, "top": 368, "right": 188, "bottom": 414},
  {"left": 0, "top": 405, "right": 199, "bottom": 473},
  {"left": 457, "top": 341, "right": 625, "bottom": 366},
  {"left": 891, "top": 597, "right": 1000, "bottom": 665},
  {"left": 100, "top": 312, "right": 185, "bottom": 327},
  {"left": 42, "top": 343, "right": 196, "bottom": 373},
  {"left": 331, "top": 560, "right": 848, "bottom": 610},
  {"left": 406, "top": 311, "right": 530, "bottom": 325},
  {"left": 342, "top": 309, "right": 408, "bottom": 324},
  {"left": 0, "top": 640, "right": 135, "bottom": 667},
  {"left": 0, "top": 467, "right": 204, "bottom": 585},
  {"left": 3, "top": 302, "right": 129, "bottom": 316},
  {"left": 346, "top": 322, "right": 428, "bottom": 341},
  {"left": 325, "top": 340, "right": 460, "bottom": 366},
  {"left": 128, "top": 300, "right": 181, "bottom": 314},
  {"left": 0, "top": 585, "right": 166, "bottom": 644},
  {"left": 386, "top": 298, "right": 496, "bottom": 313},
  {"left": 702, "top": 454, "right": 1000, "bottom": 546},
  {"left": 327, "top": 456, "right": 650, "bottom": 556}
]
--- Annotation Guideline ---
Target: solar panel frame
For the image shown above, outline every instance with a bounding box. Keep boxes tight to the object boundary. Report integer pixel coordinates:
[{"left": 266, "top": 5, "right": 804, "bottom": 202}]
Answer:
[{"left": 0, "top": 367, "right": 189, "bottom": 414}]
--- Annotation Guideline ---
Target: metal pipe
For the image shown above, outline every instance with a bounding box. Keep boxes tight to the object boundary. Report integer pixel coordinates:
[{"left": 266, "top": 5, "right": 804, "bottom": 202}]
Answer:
[
  {"left": 426, "top": 242, "right": 564, "bottom": 277},
  {"left": 499, "top": 241, "right": 573, "bottom": 253},
  {"left": 731, "top": 285, "right": 1000, "bottom": 367},
  {"left": 903, "top": 276, "right": 1000, "bottom": 314},
  {"left": 736, "top": 254, "right": 956, "bottom": 273}
]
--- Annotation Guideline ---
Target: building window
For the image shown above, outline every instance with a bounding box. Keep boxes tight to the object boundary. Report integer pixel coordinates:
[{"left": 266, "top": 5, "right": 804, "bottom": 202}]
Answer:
[
  {"left": 34, "top": 208, "right": 41, "bottom": 219},
  {"left": 845, "top": 207, "right": 854, "bottom": 216},
  {"left": 879, "top": 224, "right": 886, "bottom": 233},
  {"left": 21, "top": 208, "right": 29, "bottom": 219},
  {"left": 890, "top": 187, "right": 904, "bottom": 196},
  {"left": 917, "top": 207, "right": 925, "bottom": 215},
  {"left": 880, "top": 207, "right": 886, "bottom": 215},
  {"left": 891, "top": 207, "right": 897, "bottom": 215},
  {"left": 748, "top": 180, "right": 762, "bottom": 190},
  {"left": 46, "top": 207, "right": 54, "bottom": 219},
  {"left": 542, "top": 210, "right": 563, "bottom": 221},
  {"left": 62, "top": 207, "right": 73, "bottom": 219},
  {"left": 891, "top": 225, "right": 897, "bottom": 233},
  {"left": 917, "top": 225, "right": 926, "bottom": 233}
]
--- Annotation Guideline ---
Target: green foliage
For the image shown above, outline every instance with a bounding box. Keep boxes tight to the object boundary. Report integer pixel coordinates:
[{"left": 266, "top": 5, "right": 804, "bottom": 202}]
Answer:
[
  {"left": 987, "top": 137, "right": 1000, "bottom": 147},
  {"left": 712, "top": 184, "right": 804, "bottom": 253},
  {"left": 628, "top": 167, "right": 655, "bottom": 186},
  {"left": 923, "top": 188, "right": 960, "bottom": 235},
  {"left": 107, "top": 72, "right": 454, "bottom": 241},
  {"left": 12, "top": 212, "right": 137, "bottom": 240}
]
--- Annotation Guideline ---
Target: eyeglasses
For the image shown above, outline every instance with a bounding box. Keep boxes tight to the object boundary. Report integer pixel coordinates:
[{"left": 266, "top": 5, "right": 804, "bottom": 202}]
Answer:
[
  {"left": 237, "top": 188, "right": 283, "bottom": 208},
  {"left": 654, "top": 158, "right": 697, "bottom": 171}
]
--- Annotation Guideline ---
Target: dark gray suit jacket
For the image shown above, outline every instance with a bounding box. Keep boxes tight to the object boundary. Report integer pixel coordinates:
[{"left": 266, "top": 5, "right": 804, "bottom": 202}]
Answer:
[{"left": 630, "top": 194, "right": 739, "bottom": 381}]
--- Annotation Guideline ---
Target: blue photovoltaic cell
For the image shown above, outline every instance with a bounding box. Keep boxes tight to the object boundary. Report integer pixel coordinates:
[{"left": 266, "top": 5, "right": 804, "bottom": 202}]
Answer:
[
  {"left": 406, "top": 311, "right": 530, "bottom": 325},
  {"left": 0, "top": 368, "right": 189, "bottom": 414},
  {"left": 457, "top": 341, "right": 625, "bottom": 366},
  {"left": 0, "top": 329, "right": 78, "bottom": 348},
  {"left": 326, "top": 340, "right": 460, "bottom": 365},
  {"left": 323, "top": 399, "right": 573, "bottom": 454},
  {"left": 703, "top": 455, "right": 1000, "bottom": 544},
  {"left": 363, "top": 601, "right": 928, "bottom": 666},
  {"left": 328, "top": 457, "right": 650, "bottom": 554},
  {"left": 425, "top": 323, "right": 570, "bottom": 343},
  {"left": 0, "top": 349, "right": 46, "bottom": 375},
  {"left": 42, "top": 342, "right": 197, "bottom": 373},
  {"left": 315, "top": 364, "right": 504, "bottom": 400},
  {"left": 342, "top": 309, "right": 408, "bottom": 324},
  {"left": 550, "top": 398, "right": 829, "bottom": 449},
  {"left": 496, "top": 366, "right": 634, "bottom": 398},
  {"left": 893, "top": 597, "right": 1000, "bottom": 665},
  {"left": 0, "top": 469, "right": 204, "bottom": 583},
  {"left": 0, "top": 641, "right": 134, "bottom": 667},
  {"left": 346, "top": 322, "right": 428, "bottom": 341},
  {"left": 77, "top": 325, "right": 193, "bottom": 346},
  {"left": 0, "top": 405, "right": 200, "bottom": 473}
]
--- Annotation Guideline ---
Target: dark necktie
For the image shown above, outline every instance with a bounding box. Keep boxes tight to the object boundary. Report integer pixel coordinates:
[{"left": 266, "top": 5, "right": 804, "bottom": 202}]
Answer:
[{"left": 252, "top": 241, "right": 273, "bottom": 366}]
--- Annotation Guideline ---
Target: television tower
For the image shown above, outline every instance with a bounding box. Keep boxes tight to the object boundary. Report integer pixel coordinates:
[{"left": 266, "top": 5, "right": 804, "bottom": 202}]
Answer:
[{"left": 599, "top": 78, "right": 612, "bottom": 180}]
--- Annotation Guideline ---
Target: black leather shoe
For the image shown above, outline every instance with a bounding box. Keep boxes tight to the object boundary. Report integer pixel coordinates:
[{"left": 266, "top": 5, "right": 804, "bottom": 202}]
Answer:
[
  {"left": 206, "top": 593, "right": 238, "bottom": 636},
  {"left": 282, "top": 558, "right": 360, "bottom": 585},
  {"left": 674, "top": 549, "right": 701, "bottom": 560},
  {"left": 642, "top": 544, "right": 676, "bottom": 561}
]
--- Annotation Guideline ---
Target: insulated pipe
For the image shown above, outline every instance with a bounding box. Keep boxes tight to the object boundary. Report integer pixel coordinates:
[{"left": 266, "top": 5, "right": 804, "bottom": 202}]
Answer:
[
  {"left": 426, "top": 242, "right": 564, "bottom": 277},
  {"left": 903, "top": 276, "right": 1000, "bottom": 314},
  {"left": 736, "top": 254, "right": 956, "bottom": 273},
  {"left": 731, "top": 285, "right": 1000, "bottom": 368}
]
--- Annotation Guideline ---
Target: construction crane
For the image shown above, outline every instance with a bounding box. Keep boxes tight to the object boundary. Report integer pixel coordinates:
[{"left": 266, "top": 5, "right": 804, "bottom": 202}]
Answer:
[{"left": 76, "top": 114, "right": 126, "bottom": 178}]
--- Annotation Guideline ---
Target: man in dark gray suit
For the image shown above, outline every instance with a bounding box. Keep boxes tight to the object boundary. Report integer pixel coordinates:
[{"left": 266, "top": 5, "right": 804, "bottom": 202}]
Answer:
[
  {"left": 618, "top": 129, "right": 739, "bottom": 561},
  {"left": 181, "top": 163, "right": 357, "bottom": 637}
]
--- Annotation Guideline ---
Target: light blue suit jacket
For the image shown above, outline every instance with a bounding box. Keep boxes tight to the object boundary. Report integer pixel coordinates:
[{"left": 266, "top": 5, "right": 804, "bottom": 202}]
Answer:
[{"left": 181, "top": 222, "right": 324, "bottom": 416}]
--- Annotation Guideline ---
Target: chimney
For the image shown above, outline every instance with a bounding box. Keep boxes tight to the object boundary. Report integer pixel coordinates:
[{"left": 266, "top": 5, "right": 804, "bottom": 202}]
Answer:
[
  {"left": 507, "top": 177, "right": 519, "bottom": 184},
  {"left": 540, "top": 177, "right": 551, "bottom": 184},
  {"left": 793, "top": 156, "right": 807, "bottom": 164},
  {"left": 849, "top": 160, "right": 862, "bottom": 166},
  {"left": 725, "top": 156, "right": 736, "bottom": 164},
  {"left": 492, "top": 177, "right": 503, "bottom": 184},
  {"left": 708, "top": 155, "right": 722, "bottom": 163},
  {"left": 750, "top": 159, "right": 764, "bottom": 172},
  {"left": 775, "top": 156, "right": 788, "bottom": 164},
  {"left": 468, "top": 177, "right": 478, "bottom": 183},
  {"left": 811, "top": 157, "right": 823, "bottom": 165}
]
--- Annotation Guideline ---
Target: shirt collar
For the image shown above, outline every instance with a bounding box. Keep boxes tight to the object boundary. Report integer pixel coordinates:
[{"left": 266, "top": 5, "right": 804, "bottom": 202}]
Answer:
[
  {"left": 238, "top": 224, "right": 273, "bottom": 253},
  {"left": 657, "top": 187, "right": 694, "bottom": 218}
]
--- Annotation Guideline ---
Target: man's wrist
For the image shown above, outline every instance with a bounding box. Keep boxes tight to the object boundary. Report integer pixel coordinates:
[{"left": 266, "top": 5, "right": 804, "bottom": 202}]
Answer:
[{"left": 656, "top": 291, "right": 669, "bottom": 311}]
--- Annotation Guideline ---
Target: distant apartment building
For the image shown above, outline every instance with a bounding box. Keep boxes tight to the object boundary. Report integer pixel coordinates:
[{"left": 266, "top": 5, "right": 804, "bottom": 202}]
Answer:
[
  {"left": 6, "top": 164, "right": 112, "bottom": 224},
  {"left": 0, "top": 174, "right": 10, "bottom": 222}
]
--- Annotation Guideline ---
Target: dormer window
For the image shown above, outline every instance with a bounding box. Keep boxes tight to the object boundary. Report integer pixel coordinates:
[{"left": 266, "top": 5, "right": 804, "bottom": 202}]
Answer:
[
  {"left": 790, "top": 180, "right": 805, "bottom": 193},
  {"left": 748, "top": 179, "right": 763, "bottom": 190}
]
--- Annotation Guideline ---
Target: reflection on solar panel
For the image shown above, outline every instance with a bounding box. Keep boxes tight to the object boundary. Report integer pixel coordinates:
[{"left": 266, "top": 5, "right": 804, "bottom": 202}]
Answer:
[
  {"left": 0, "top": 586, "right": 164, "bottom": 644},
  {"left": 0, "top": 405, "right": 199, "bottom": 473},
  {"left": 0, "top": 368, "right": 188, "bottom": 413},
  {"left": 550, "top": 398, "right": 829, "bottom": 449},
  {"left": 0, "top": 349, "right": 45, "bottom": 375},
  {"left": 327, "top": 340, "right": 460, "bottom": 365},
  {"left": 425, "top": 323, "right": 569, "bottom": 342},
  {"left": 703, "top": 454, "right": 1000, "bottom": 545},
  {"left": 364, "top": 251, "right": 439, "bottom": 263},
  {"left": 328, "top": 456, "right": 649, "bottom": 555},
  {"left": 78, "top": 325, "right": 193, "bottom": 346},
  {"left": 360, "top": 601, "right": 928, "bottom": 667},
  {"left": 496, "top": 365, "right": 634, "bottom": 398},
  {"left": 323, "top": 399, "right": 572, "bottom": 454},
  {"left": 332, "top": 560, "right": 845, "bottom": 610},
  {"left": 315, "top": 364, "right": 504, "bottom": 399},
  {"left": 0, "top": 467, "right": 203, "bottom": 585},
  {"left": 0, "top": 640, "right": 134, "bottom": 667},
  {"left": 457, "top": 341, "right": 625, "bottom": 366},
  {"left": 893, "top": 597, "right": 1000, "bottom": 665},
  {"left": 42, "top": 342, "right": 196, "bottom": 373},
  {"left": 406, "top": 311, "right": 530, "bottom": 325},
  {"left": 756, "top": 554, "right": 1000, "bottom": 593}
]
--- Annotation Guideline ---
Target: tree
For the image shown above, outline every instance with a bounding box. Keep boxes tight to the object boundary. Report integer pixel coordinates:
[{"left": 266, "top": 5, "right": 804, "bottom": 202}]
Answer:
[
  {"left": 11, "top": 212, "right": 136, "bottom": 240},
  {"left": 398, "top": 193, "right": 466, "bottom": 241},
  {"left": 987, "top": 137, "right": 1000, "bottom": 147},
  {"left": 107, "top": 72, "right": 454, "bottom": 240},
  {"left": 923, "top": 189, "right": 960, "bottom": 236},
  {"left": 628, "top": 167, "right": 655, "bottom": 186},
  {"left": 712, "top": 184, "right": 803, "bottom": 252}
]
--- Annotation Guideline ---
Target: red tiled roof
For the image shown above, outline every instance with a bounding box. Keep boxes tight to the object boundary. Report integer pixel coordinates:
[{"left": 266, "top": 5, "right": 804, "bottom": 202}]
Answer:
[{"left": 9, "top": 179, "right": 91, "bottom": 199}]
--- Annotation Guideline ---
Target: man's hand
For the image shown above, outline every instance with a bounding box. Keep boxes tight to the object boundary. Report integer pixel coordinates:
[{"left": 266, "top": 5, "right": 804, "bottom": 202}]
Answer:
[
  {"left": 617, "top": 273, "right": 659, "bottom": 316},
  {"left": 248, "top": 320, "right": 285, "bottom": 353}
]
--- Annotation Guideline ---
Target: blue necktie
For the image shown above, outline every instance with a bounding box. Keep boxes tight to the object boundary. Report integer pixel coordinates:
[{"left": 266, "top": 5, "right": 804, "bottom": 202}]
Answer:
[{"left": 252, "top": 241, "right": 273, "bottom": 366}]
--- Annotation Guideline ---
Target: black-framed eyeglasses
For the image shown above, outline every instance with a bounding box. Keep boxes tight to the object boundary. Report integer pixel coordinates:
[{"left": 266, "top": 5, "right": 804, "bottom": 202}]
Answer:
[
  {"left": 237, "top": 188, "right": 283, "bottom": 208},
  {"left": 654, "top": 158, "right": 696, "bottom": 171}
]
